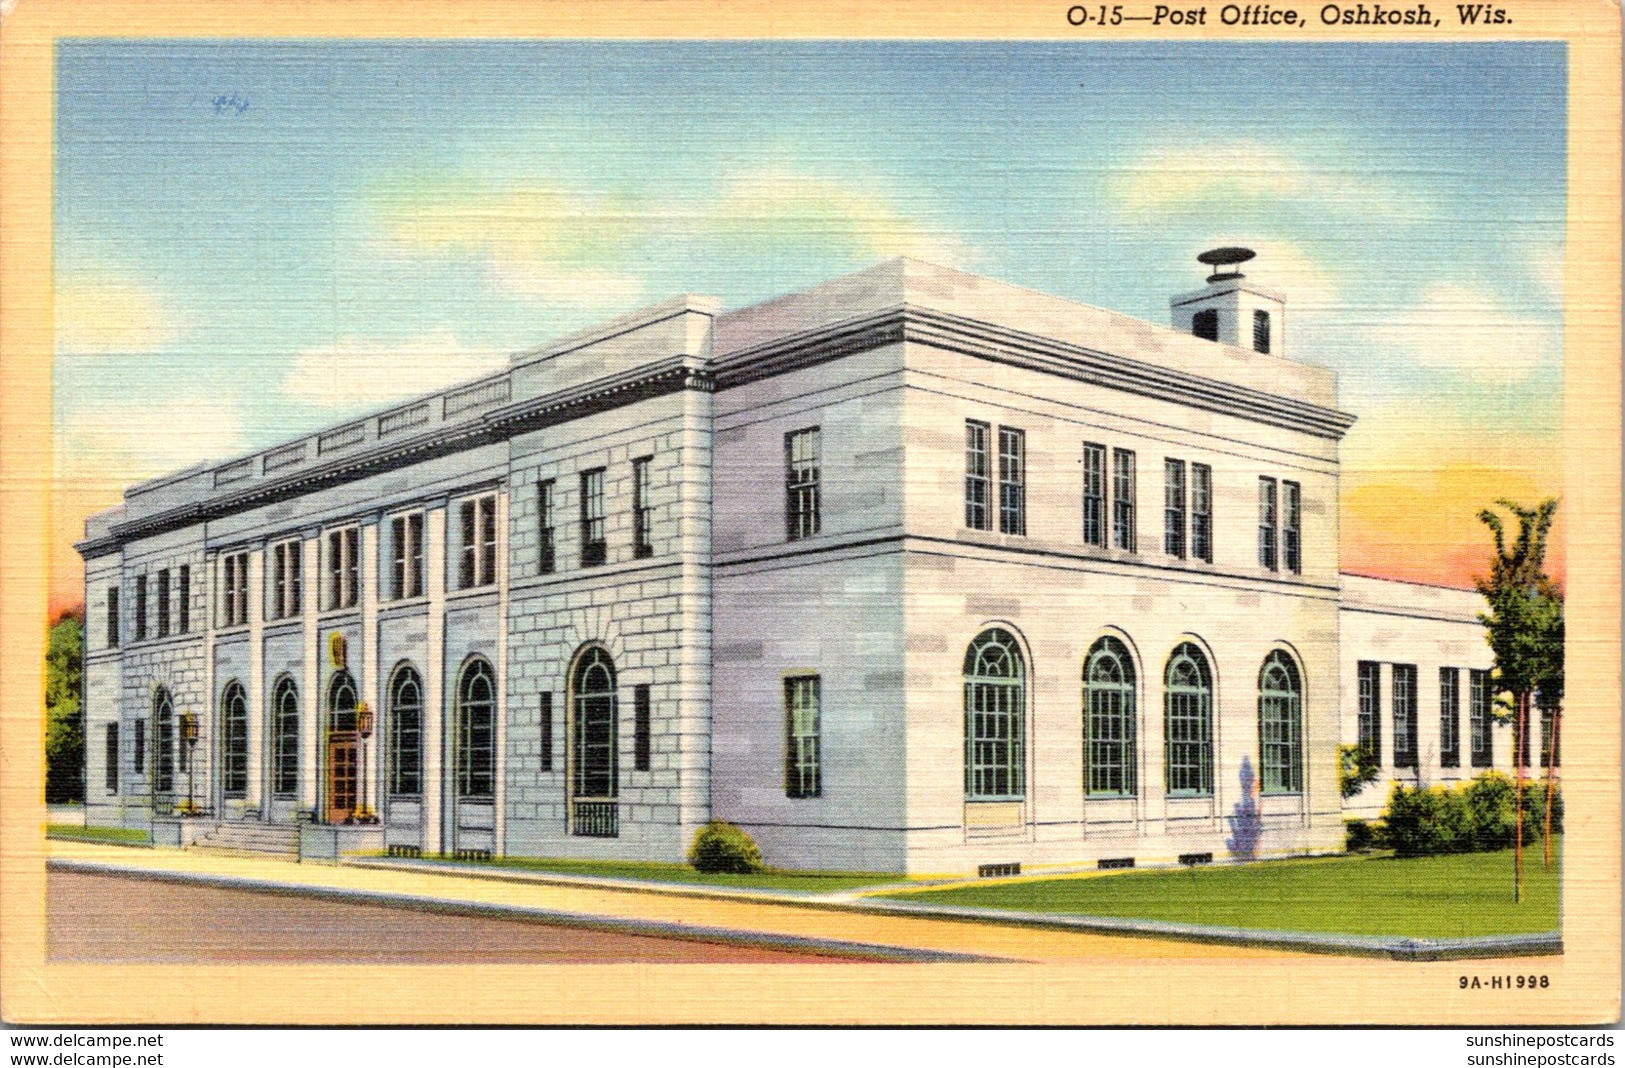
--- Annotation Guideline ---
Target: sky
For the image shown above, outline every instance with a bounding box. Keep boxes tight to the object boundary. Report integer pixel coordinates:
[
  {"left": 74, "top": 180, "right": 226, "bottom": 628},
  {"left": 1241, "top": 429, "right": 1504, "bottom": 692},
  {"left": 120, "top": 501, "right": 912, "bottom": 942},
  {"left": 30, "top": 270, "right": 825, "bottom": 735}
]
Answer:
[{"left": 51, "top": 40, "right": 1566, "bottom": 615}]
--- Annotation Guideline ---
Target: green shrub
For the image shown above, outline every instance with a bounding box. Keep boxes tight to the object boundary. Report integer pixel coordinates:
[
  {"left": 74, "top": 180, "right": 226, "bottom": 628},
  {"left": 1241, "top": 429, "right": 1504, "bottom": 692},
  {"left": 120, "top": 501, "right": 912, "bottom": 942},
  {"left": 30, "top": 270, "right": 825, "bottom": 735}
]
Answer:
[
  {"left": 1382, "top": 772, "right": 1563, "bottom": 858},
  {"left": 1344, "top": 818, "right": 1378, "bottom": 852},
  {"left": 688, "top": 820, "right": 763, "bottom": 874},
  {"left": 1463, "top": 772, "right": 1516, "bottom": 850}
]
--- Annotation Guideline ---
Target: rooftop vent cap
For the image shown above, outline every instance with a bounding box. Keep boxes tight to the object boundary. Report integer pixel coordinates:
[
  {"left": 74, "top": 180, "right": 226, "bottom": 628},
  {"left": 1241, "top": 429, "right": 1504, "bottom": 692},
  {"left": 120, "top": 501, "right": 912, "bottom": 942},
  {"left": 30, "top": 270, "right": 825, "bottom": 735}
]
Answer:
[{"left": 1197, "top": 246, "right": 1256, "bottom": 284}]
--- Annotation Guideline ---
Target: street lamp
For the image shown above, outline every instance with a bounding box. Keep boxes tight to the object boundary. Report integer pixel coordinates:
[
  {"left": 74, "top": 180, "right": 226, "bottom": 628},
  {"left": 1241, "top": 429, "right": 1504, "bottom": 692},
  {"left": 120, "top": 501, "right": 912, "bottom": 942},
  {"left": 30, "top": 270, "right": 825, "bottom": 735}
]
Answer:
[
  {"left": 356, "top": 702, "right": 374, "bottom": 824},
  {"left": 178, "top": 712, "right": 199, "bottom": 815}
]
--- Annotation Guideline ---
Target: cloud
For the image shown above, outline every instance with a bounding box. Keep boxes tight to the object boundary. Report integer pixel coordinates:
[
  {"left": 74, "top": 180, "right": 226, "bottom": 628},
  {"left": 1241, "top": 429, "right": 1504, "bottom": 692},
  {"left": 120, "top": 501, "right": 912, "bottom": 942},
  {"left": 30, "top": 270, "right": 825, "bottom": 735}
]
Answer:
[
  {"left": 1366, "top": 283, "right": 1560, "bottom": 387},
  {"left": 55, "top": 276, "right": 186, "bottom": 356},
  {"left": 282, "top": 331, "right": 509, "bottom": 409},
  {"left": 56, "top": 397, "right": 246, "bottom": 483},
  {"left": 487, "top": 263, "right": 644, "bottom": 306},
  {"left": 1110, "top": 142, "right": 1403, "bottom": 217}
]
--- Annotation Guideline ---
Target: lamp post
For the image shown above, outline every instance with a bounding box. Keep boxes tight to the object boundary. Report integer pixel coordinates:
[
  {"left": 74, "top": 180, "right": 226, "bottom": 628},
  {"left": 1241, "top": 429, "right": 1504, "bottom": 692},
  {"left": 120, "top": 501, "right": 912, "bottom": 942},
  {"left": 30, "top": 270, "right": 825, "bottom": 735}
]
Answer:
[
  {"left": 356, "top": 702, "right": 374, "bottom": 824},
  {"left": 179, "top": 712, "right": 199, "bottom": 815}
]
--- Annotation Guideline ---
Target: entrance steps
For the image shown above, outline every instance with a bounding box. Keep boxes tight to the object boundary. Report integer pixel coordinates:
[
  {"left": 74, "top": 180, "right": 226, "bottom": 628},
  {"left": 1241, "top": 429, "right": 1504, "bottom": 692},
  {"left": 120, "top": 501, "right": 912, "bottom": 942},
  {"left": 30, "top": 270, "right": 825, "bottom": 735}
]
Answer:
[{"left": 188, "top": 819, "right": 300, "bottom": 861}]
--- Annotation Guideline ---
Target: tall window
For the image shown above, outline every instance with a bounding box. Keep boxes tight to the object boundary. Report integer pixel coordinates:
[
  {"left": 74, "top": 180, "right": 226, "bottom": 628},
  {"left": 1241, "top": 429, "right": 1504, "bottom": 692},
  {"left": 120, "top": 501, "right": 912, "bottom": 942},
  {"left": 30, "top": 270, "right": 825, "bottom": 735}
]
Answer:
[
  {"left": 785, "top": 428, "right": 821, "bottom": 541},
  {"left": 1357, "top": 661, "right": 1382, "bottom": 763},
  {"left": 1253, "top": 309, "right": 1271, "bottom": 354},
  {"left": 132, "top": 719, "right": 145, "bottom": 775},
  {"left": 156, "top": 570, "right": 171, "bottom": 638},
  {"left": 965, "top": 421, "right": 991, "bottom": 531},
  {"left": 220, "top": 551, "right": 249, "bottom": 627},
  {"left": 1538, "top": 691, "right": 1560, "bottom": 769},
  {"left": 220, "top": 681, "right": 248, "bottom": 799},
  {"left": 177, "top": 564, "right": 190, "bottom": 633},
  {"left": 785, "top": 676, "right": 821, "bottom": 799},
  {"left": 1192, "top": 308, "right": 1219, "bottom": 341},
  {"left": 964, "top": 629, "right": 1025, "bottom": 801},
  {"left": 1258, "top": 651, "right": 1303, "bottom": 794},
  {"left": 1282, "top": 480, "right": 1302, "bottom": 574},
  {"left": 998, "top": 427, "right": 1025, "bottom": 536},
  {"left": 1440, "top": 667, "right": 1461, "bottom": 769},
  {"left": 106, "top": 587, "right": 119, "bottom": 648},
  {"left": 536, "top": 480, "right": 556, "bottom": 575},
  {"left": 459, "top": 495, "right": 497, "bottom": 588},
  {"left": 580, "top": 469, "right": 607, "bottom": 566},
  {"left": 1082, "top": 442, "right": 1106, "bottom": 547},
  {"left": 571, "top": 647, "right": 618, "bottom": 801},
  {"left": 104, "top": 723, "right": 119, "bottom": 792},
  {"left": 1112, "top": 448, "right": 1137, "bottom": 551},
  {"left": 1391, "top": 663, "right": 1419, "bottom": 769},
  {"left": 271, "top": 677, "right": 299, "bottom": 797},
  {"left": 633, "top": 684, "right": 652, "bottom": 771},
  {"left": 1470, "top": 668, "right": 1493, "bottom": 768},
  {"left": 1084, "top": 636, "right": 1138, "bottom": 797},
  {"left": 632, "top": 458, "right": 654, "bottom": 559},
  {"left": 390, "top": 514, "right": 424, "bottom": 600},
  {"left": 328, "top": 669, "right": 358, "bottom": 732},
  {"left": 134, "top": 575, "right": 148, "bottom": 642},
  {"left": 457, "top": 658, "right": 496, "bottom": 800},
  {"left": 326, "top": 528, "right": 359, "bottom": 609},
  {"left": 152, "top": 688, "right": 174, "bottom": 794},
  {"left": 1163, "top": 459, "right": 1187, "bottom": 558},
  {"left": 1257, "top": 477, "right": 1279, "bottom": 570},
  {"left": 539, "top": 691, "right": 554, "bottom": 772},
  {"left": 1190, "top": 462, "right": 1213, "bottom": 563},
  {"left": 388, "top": 666, "right": 423, "bottom": 798},
  {"left": 1165, "top": 643, "right": 1214, "bottom": 796},
  {"left": 270, "top": 540, "right": 303, "bottom": 620}
]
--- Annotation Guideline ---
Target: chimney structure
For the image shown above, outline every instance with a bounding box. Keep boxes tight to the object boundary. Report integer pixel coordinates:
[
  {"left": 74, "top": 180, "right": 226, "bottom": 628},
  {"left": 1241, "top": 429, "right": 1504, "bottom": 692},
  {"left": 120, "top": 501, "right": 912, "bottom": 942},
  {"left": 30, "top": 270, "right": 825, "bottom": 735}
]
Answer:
[{"left": 1170, "top": 246, "right": 1285, "bottom": 357}]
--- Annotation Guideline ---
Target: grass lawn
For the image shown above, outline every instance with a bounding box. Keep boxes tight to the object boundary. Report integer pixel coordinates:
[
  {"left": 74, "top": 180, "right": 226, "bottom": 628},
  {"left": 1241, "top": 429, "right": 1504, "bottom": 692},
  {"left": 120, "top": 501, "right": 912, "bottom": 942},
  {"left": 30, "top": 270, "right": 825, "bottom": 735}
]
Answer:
[
  {"left": 401, "top": 854, "right": 902, "bottom": 894},
  {"left": 46, "top": 823, "right": 151, "bottom": 846},
  {"left": 883, "top": 846, "right": 1560, "bottom": 939}
]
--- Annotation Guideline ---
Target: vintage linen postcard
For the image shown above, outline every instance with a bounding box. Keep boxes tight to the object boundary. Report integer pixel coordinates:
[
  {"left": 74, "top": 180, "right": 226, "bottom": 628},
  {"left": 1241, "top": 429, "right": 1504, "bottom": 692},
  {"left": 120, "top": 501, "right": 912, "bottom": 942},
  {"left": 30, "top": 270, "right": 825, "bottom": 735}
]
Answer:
[{"left": 1, "top": 0, "right": 1618, "bottom": 1028}]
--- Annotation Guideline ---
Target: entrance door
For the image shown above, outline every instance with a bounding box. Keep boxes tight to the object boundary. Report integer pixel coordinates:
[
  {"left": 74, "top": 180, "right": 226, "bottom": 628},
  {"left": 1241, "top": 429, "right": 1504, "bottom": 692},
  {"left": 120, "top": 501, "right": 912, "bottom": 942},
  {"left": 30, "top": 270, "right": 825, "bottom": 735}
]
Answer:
[{"left": 326, "top": 733, "right": 359, "bottom": 823}]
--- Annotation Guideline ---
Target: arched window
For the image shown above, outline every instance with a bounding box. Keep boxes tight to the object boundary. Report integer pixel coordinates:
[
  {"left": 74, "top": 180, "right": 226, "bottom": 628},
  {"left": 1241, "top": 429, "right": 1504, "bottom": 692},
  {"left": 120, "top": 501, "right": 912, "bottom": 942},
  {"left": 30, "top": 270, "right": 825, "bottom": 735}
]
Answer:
[
  {"left": 327, "top": 669, "right": 358, "bottom": 733},
  {"left": 457, "top": 658, "right": 496, "bottom": 800},
  {"left": 220, "top": 681, "right": 249, "bottom": 799},
  {"left": 271, "top": 677, "right": 299, "bottom": 797},
  {"left": 571, "top": 648, "right": 617, "bottom": 801},
  {"left": 1164, "top": 643, "right": 1213, "bottom": 796},
  {"left": 152, "top": 687, "right": 175, "bottom": 793},
  {"left": 1084, "top": 636, "right": 1137, "bottom": 797},
  {"left": 388, "top": 665, "right": 423, "bottom": 798},
  {"left": 1258, "top": 650, "right": 1303, "bottom": 794},
  {"left": 964, "top": 629, "right": 1025, "bottom": 801}
]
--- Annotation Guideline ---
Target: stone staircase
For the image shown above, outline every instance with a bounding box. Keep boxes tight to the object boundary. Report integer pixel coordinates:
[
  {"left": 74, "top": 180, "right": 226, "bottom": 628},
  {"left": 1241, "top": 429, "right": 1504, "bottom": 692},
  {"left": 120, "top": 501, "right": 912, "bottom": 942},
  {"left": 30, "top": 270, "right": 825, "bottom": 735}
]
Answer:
[{"left": 188, "top": 819, "right": 300, "bottom": 861}]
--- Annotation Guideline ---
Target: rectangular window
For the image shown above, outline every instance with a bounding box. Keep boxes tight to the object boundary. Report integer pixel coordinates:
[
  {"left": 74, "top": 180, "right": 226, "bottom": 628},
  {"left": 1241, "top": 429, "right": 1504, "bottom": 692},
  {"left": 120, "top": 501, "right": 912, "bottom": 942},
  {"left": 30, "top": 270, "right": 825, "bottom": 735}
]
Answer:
[
  {"left": 633, "top": 684, "right": 652, "bottom": 772},
  {"left": 220, "top": 552, "right": 249, "bottom": 627},
  {"left": 998, "top": 427, "right": 1025, "bottom": 536},
  {"left": 580, "top": 469, "right": 607, "bottom": 566},
  {"left": 458, "top": 495, "right": 498, "bottom": 588},
  {"left": 155, "top": 569, "right": 171, "bottom": 638},
  {"left": 785, "top": 676, "right": 821, "bottom": 799},
  {"left": 1282, "top": 480, "right": 1302, "bottom": 574},
  {"left": 390, "top": 514, "right": 424, "bottom": 600},
  {"left": 132, "top": 719, "right": 145, "bottom": 774},
  {"left": 270, "top": 541, "right": 303, "bottom": 619},
  {"left": 1190, "top": 463, "right": 1213, "bottom": 563},
  {"left": 1357, "top": 660, "right": 1382, "bottom": 762},
  {"left": 632, "top": 457, "right": 654, "bottom": 559},
  {"left": 1163, "top": 459, "right": 1187, "bottom": 558},
  {"left": 1539, "top": 697, "right": 1559, "bottom": 769},
  {"left": 1253, "top": 309, "right": 1271, "bottom": 354},
  {"left": 478, "top": 494, "right": 497, "bottom": 586},
  {"left": 1392, "top": 663, "right": 1419, "bottom": 769},
  {"left": 1258, "top": 476, "right": 1279, "bottom": 571},
  {"left": 326, "top": 528, "right": 359, "bottom": 608},
  {"left": 536, "top": 480, "right": 556, "bottom": 575},
  {"left": 1112, "top": 449, "right": 1136, "bottom": 551},
  {"left": 1440, "top": 667, "right": 1461, "bottom": 769},
  {"left": 177, "top": 564, "right": 190, "bottom": 633},
  {"left": 785, "top": 428, "right": 821, "bottom": 541},
  {"left": 105, "top": 723, "right": 119, "bottom": 792},
  {"left": 1081, "top": 442, "right": 1106, "bottom": 547},
  {"left": 134, "top": 575, "right": 148, "bottom": 642},
  {"left": 1470, "top": 669, "right": 1493, "bottom": 767},
  {"left": 539, "top": 692, "right": 553, "bottom": 772},
  {"left": 965, "top": 421, "right": 991, "bottom": 531},
  {"left": 106, "top": 587, "right": 119, "bottom": 649}
]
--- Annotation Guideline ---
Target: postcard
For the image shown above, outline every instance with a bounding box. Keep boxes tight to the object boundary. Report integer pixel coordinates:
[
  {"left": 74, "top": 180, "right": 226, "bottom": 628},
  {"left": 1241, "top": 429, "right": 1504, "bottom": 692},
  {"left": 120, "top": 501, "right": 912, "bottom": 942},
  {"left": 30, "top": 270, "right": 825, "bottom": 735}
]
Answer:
[{"left": 1, "top": 0, "right": 1618, "bottom": 1028}]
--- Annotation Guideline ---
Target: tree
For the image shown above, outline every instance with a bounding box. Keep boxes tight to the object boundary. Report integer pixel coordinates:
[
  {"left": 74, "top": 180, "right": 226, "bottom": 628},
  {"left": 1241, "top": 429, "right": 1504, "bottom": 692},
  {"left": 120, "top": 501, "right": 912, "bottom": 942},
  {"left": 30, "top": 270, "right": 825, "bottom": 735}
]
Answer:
[
  {"left": 1338, "top": 742, "right": 1381, "bottom": 800},
  {"left": 45, "top": 609, "right": 86, "bottom": 804},
  {"left": 1474, "top": 498, "right": 1563, "bottom": 899}
]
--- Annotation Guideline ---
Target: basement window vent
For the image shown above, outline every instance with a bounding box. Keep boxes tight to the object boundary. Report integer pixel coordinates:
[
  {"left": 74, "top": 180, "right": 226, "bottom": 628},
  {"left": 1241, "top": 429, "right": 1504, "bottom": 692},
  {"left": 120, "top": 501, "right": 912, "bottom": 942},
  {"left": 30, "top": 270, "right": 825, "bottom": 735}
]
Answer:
[
  {"left": 386, "top": 844, "right": 422, "bottom": 859},
  {"left": 1178, "top": 852, "right": 1214, "bottom": 867},
  {"left": 1097, "top": 857, "right": 1136, "bottom": 871},
  {"left": 453, "top": 848, "right": 493, "bottom": 862},
  {"left": 977, "top": 862, "right": 1021, "bottom": 878}
]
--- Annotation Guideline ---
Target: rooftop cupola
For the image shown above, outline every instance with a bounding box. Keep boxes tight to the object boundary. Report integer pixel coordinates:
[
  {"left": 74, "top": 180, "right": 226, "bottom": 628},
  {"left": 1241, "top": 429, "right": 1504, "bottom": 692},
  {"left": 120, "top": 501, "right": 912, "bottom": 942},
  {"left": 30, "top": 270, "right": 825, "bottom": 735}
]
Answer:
[{"left": 1170, "top": 246, "right": 1286, "bottom": 356}]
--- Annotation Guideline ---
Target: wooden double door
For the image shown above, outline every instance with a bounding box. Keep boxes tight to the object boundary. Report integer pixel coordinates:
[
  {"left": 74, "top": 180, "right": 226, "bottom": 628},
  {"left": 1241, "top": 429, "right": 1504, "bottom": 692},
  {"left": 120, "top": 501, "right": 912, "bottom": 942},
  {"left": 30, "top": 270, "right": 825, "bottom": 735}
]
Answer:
[{"left": 325, "top": 731, "right": 360, "bottom": 823}]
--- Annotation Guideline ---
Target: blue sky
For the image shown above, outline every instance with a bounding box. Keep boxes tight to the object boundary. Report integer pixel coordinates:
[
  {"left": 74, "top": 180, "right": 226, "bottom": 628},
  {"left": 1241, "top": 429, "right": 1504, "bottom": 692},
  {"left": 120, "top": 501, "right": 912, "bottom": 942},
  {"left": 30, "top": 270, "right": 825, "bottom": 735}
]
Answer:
[{"left": 51, "top": 40, "right": 1566, "bottom": 602}]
